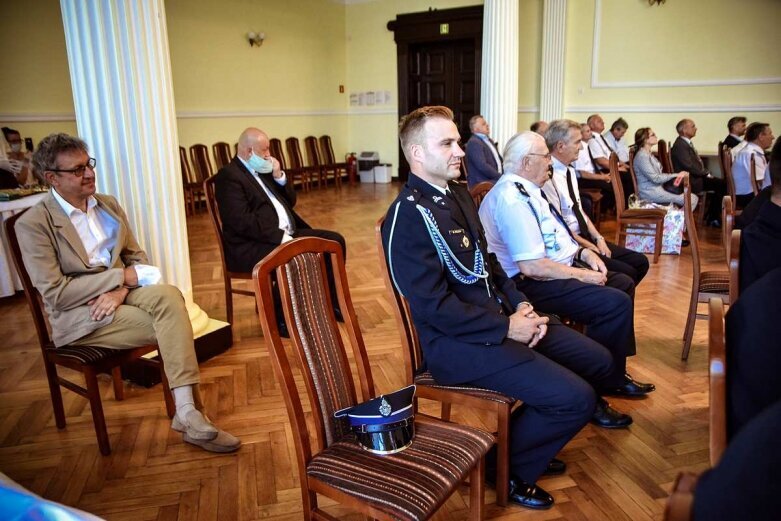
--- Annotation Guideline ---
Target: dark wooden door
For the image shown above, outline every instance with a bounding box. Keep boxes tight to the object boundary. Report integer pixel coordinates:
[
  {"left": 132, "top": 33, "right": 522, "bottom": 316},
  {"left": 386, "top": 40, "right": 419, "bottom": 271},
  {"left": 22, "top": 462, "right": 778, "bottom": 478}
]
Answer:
[
  {"left": 408, "top": 39, "right": 478, "bottom": 144},
  {"left": 388, "top": 5, "right": 483, "bottom": 182}
]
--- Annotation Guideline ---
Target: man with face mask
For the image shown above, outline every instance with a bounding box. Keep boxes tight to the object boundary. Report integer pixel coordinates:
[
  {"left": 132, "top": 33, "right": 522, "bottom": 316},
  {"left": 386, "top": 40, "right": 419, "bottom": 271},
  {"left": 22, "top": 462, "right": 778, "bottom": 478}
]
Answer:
[
  {"left": 213, "top": 128, "right": 346, "bottom": 328},
  {"left": 0, "top": 127, "right": 27, "bottom": 188}
]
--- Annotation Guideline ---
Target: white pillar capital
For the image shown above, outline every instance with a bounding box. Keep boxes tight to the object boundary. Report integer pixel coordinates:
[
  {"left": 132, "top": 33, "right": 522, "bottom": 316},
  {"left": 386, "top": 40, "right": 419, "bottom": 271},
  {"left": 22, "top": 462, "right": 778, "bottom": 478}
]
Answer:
[{"left": 540, "top": 0, "right": 568, "bottom": 122}]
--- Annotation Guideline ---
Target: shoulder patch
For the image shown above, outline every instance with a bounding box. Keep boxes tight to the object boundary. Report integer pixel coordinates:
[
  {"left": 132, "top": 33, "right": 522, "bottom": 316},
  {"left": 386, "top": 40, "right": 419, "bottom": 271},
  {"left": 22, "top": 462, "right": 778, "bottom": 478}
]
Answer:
[{"left": 399, "top": 187, "right": 423, "bottom": 204}]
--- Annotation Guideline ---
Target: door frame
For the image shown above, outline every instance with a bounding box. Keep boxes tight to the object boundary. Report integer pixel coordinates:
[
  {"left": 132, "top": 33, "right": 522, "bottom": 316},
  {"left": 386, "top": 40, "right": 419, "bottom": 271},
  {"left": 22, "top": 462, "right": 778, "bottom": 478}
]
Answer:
[{"left": 387, "top": 5, "right": 484, "bottom": 181}]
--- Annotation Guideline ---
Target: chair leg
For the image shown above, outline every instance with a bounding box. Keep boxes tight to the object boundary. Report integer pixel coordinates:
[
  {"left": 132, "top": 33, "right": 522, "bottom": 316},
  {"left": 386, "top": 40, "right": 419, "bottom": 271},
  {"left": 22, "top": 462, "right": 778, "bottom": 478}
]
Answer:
[
  {"left": 44, "top": 359, "right": 67, "bottom": 429},
  {"left": 440, "top": 402, "right": 452, "bottom": 422},
  {"left": 495, "top": 405, "right": 510, "bottom": 507},
  {"left": 469, "top": 455, "right": 485, "bottom": 521},
  {"left": 112, "top": 366, "right": 124, "bottom": 401},
  {"left": 84, "top": 366, "right": 111, "bottom": 456},
  {"left": 226, "top": 280, "right": 234, "bottom": 325},
  {"left": 653, "top": 222, "right": 663, "bottom": 264},
  {"left": 614, "top": 221, "right": 622, "bottom": 245},
  {"left": 681, "top": 291, "right": 700, "bottom": 361},
  {"left": 158, "top": 359, "right": 176, "bottom": 419}
]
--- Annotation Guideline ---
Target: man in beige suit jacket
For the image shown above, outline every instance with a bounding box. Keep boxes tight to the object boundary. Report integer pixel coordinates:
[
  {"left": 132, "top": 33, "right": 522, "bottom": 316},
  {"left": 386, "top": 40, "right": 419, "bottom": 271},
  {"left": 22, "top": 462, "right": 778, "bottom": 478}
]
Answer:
[{"left": 16, "top": 133, "right": 239, "bottom": 453}]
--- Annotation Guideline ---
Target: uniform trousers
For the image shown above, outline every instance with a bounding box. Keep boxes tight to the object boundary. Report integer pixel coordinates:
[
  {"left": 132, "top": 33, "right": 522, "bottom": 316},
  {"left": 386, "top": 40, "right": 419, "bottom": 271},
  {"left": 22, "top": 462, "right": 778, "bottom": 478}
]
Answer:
[
  {"left": 70, "top": 284, "right": 199, "bottom": 389},
  {"left": 513, "top": 271, "right": 636, "bottom": 381},
  {"left": 468, "top": 322, "right": 612, "bottom": 483},
  {"left": 597, "top": 242, "right": 649, "bottom": 285}
]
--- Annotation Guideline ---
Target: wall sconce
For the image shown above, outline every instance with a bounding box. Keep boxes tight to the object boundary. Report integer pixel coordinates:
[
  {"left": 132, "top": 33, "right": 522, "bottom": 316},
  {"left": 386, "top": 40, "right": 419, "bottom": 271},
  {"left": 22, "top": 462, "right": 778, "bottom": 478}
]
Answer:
[
  {"left": 648, "top": 0, "right": 666, "bottom": 5},
  {"left": 247, "top": 31, "right": 265, "bottom": 47}
]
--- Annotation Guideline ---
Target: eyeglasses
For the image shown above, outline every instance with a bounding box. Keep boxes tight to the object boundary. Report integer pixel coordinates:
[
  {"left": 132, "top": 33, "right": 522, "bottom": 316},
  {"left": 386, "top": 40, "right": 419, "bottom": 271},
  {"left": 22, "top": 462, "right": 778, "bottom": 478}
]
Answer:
[
  {"left": 49, "top": 157, "right": 96, "bottom": 177},
  {"left": 527, "top": 152, "right": 552, "bottom": 160}
]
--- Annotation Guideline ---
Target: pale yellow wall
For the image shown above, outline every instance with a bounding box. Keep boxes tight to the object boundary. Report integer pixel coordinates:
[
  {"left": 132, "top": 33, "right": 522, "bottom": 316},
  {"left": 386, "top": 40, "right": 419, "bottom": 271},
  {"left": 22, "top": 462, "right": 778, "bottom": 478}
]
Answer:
[{"left": 563, "top": 0, "right": 781, "bottom": 154}]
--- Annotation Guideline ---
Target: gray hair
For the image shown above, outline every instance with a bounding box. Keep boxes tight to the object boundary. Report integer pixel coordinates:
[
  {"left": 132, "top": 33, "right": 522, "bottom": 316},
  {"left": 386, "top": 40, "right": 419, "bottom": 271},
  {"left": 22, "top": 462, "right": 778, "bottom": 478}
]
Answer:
[
  {"left": 503, "top": 131, "right": 543, "bottom": 174},
  {"left": 33, "top": 133, "right": 89, "bottom": 181},
  {"left": 544, "top": 119, "right": 580, "bottom": 151},
  {"left": 468, "top": 114, "right": 484, "bottom": 132}
]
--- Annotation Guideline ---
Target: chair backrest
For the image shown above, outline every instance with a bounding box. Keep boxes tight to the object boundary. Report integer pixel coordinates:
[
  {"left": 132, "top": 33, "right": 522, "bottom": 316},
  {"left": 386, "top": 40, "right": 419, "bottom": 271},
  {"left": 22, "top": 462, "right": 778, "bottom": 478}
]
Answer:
[
  {"left": 749, "top": 154, "right": 760, "bottom": 195},
  {"left": 269, "top": 138, "right": 287, "bottom": 170},
  {"left": 319, "top": 135, "right": 337, "bottom": 165},
  {"left": 212, "top": 142, "right": 232, "bottom": 169},
  {"left": 375, "top": 216, "right": 421, "bottom": 385},
  {"left": 722, "top": 195, "right": 734, "bottom": 263},
  {"left": 682, "top": 176, "right": 702, "bottom": 278},
  {"left": 609, "top": 152, "right": 627, "bottom": 214},
  {"left": 628, "top": 147, "right": 640, "bottom": 196},
  {"left": 189, "top": 144, "right": 214, "bottom": 182},
  {"left": 729, "top": 229, "right": 741, "bottom": 303},
  {"left": 303, "top": 136, "right": 323, "bottom": 168},
  {"left": 179, "top": 146, "right": 194, "bottom": 184},
  {"left": 285, "top": 137, "right": 305, "bottom": 169},
  {"left": 203, "top": 175, "right": 231, "bottom": 275},
  {"left": 252, "top": 237, "right": 374, "bottom": 464},
  {"left": 658, "top": 139, "right": 674, "bottom": 173},
  {"left": 708, "top": 296, "right": 727, "bottom": 466},
  {"left": 4, "top": 210, "right": 54, "bottom": 351},
  {"left": 469, "top": 181, "right": 494, "bottom": 209},
  {"left": 719, "top": 143, "right": 737, "bottom": 206}
]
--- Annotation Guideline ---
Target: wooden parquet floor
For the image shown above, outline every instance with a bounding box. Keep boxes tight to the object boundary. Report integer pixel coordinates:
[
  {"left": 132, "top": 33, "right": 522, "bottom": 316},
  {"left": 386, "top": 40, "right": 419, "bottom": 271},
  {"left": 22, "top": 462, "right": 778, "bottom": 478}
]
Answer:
[{"left": 0, "top": 182, "right": 729, "bottom": 520}]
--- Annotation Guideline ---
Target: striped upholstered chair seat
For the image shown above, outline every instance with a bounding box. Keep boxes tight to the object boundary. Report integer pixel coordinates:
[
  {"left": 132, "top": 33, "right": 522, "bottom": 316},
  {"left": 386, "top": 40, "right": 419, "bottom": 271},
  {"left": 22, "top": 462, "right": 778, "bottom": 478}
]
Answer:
[
  {"left": 414, "top": 371, "right": 516, "bottom": 405},
  {"left": 47, "top": 345, "right": 120, "bottom": 364},
  {"left": 699, "top": 271, "right": 730, "bottom": 294},
  {"left": 308, "top": 420, "right": 493, "bottom": 520}
]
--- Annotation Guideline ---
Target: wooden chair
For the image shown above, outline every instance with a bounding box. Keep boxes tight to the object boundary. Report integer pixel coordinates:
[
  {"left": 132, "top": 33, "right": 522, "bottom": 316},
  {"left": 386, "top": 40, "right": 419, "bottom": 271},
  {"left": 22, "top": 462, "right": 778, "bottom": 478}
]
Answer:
[
  {"left": 681, "top": 176, "right": 730, "bottom": 360},
  {"left": 627, "top": 147, "right": 640, "bottom": 197},
  {"left": 4, "top": 211, "right": 175, "bottom": 456},
  {"left": 468, "top": 181, "right": 494, "bottom": 209},
  {"left": 658, "top": 139, "right": 674, "bottom": 174},
  {"left": 319, "top": 135, "right": 351, "bottom": 186},
  {"left": 252, "top": 237, "right": 492, "bottom": 520},
  {"left": 708, "top": 297, "right": 727, "bottom": 466},
  {"left": 189, "top": 144, "right": 214, "bottom": 184},
  {"left": 729, "top": 229, "right": 741, "bottom": 304},
  {"left": 375, "top": 216, "right": 515, "bottom": 506},
  {"left": 212, "top": 141, "right": 232, "bottom": 169},
  {"left": 271, "top": 137, "right": 309, "bottom": 193},
  {"left": 203, "top": 176, "right": 254, "bottom": 325},
  {"left": 287, "top": 137, "right": 321, "bottom": 189},
  {"left": 179, "top": 146, "right": 198, "bottom": 216},
  {"left": 304, "top": 135, "right": 341, "bottom": 189},
  {"left": 749, "top": 154, "right": 760, "bottom": 196},
  {"left": 609, "top": 153, "right": 666, "bottom": 264},
  {"left": 579, "top": 188, "right": 603, "bottom": 231},
  {"left": 718, "top": 142, "right": 739, "bottom": 210}
]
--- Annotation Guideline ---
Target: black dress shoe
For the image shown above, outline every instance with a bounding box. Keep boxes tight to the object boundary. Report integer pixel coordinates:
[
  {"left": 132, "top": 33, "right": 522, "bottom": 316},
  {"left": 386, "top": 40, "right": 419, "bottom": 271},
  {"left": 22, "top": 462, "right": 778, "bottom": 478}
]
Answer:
[
  {"left": 333, "top": 307, "right": 344, "bottom": 323},
  {"left": 508, "top": 477, "right": 554, "bottom": 510},
  {"left": 591, "top": 399, "right": 633, "bottom": 429},
  {"left": 709, "top": 218, "right": 722, "bottom": 228},
  {"left": 543, "top": 457, "right": 566, "bottom": 476},
  {"left": 681, "top": 239, "right": 691, "bottom": 247},
  {"left": 277, "top": 320, "right": 290, "bottom": 339},
  {"left": 602, "top": 374, "right": 656, "bottom": 398}
]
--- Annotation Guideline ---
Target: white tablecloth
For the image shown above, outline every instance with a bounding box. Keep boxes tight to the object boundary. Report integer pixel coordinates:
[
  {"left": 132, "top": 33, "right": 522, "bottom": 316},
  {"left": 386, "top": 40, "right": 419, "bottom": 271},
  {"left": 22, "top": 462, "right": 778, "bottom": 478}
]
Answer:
[{"left": 0, "top": 192, "right": 46, "bottom": 297}]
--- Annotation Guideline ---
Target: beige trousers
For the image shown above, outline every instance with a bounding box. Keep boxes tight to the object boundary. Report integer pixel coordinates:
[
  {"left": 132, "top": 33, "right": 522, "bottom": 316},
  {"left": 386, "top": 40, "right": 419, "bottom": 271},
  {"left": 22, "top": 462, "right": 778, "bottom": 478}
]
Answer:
[{"left": 71, "top": 284, "right": 200, "bottom": 389}]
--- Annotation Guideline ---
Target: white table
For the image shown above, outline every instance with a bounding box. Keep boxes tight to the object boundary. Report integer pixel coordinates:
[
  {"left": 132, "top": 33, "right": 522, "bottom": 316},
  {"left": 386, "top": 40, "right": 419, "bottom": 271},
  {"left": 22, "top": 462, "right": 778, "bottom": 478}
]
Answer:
[{"left": 0, "top": 192, "right": 46, "bottom": 297}]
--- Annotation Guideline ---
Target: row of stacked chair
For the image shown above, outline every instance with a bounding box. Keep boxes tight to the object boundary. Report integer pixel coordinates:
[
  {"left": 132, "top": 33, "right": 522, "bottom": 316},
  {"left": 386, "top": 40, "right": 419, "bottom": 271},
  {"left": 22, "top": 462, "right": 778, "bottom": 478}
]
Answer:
[{"left": 179, "top": 135, "right": 350, "bottom": 215}]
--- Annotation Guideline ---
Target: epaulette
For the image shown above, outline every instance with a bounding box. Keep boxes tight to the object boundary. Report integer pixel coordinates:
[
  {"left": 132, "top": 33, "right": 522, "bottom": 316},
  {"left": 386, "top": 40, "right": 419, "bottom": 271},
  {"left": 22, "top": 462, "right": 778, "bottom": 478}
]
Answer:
[{"left": 399, "top": 186, "right": 423, "bottom": 205}]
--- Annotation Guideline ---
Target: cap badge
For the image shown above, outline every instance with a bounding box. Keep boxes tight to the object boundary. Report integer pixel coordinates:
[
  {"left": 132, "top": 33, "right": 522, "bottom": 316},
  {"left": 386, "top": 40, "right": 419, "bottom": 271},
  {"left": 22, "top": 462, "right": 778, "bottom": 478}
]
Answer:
[
  {"left": 379, "top": 397, "right": 392, "bottom": 417},
  {"left": 462, "top": 236, "right": 470, "bottom": 248}
]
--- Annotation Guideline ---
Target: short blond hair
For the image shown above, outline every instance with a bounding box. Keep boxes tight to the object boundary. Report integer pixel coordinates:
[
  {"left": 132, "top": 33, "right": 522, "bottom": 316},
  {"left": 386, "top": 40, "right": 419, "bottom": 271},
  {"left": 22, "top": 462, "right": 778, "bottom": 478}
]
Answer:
[{"left": 398, "top": 106, "right": 454, "bottom": 161}]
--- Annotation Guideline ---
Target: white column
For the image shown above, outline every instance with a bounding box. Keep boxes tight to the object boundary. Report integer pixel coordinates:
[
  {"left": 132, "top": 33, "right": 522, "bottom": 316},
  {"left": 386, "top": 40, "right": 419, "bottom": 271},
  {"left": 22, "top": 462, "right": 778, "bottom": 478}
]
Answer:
[
  {"left": 480, "top": 0, "right": 519, "bottom": 149},
  {"left": 59, "top": 0, "right": 212, "bottom": 335},
  {"left": 539, "top": 0, "right": 567, "bottom": 122}
]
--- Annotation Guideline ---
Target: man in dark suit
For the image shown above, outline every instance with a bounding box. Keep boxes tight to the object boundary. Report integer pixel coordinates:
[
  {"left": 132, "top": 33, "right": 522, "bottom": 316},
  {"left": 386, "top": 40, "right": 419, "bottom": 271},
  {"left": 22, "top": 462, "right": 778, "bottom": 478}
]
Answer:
[
  {"left": 671, "top": 118, "right": 726, "bottom": 225},
  {"left": 465, "top": 115, "right": 503, "bottom": 188},
  {"left": 382, "top": 106, "right": 631, "bottom": 510},
  {"left": 214, "top": 128, "right": 345, "bottom": 324},
  {"left": 723, "top": 116, "right": 746, "bottom": 150}
]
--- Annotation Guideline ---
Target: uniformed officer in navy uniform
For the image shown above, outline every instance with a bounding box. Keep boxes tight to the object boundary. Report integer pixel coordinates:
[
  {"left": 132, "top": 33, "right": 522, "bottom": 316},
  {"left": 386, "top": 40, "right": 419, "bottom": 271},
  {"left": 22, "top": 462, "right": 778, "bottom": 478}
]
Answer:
[{"left": 381, "top": 106, "right": 631, "bottom": 510}]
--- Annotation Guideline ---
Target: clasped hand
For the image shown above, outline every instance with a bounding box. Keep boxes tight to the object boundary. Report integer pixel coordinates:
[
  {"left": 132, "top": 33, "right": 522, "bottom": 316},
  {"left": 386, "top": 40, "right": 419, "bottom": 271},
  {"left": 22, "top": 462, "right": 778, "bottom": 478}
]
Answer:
[
  {"left": 88, "top": 287, "right": 128, "bottom": 321},
  {"left": 508, "top": 302, "right": 549, "bottom": 348}
]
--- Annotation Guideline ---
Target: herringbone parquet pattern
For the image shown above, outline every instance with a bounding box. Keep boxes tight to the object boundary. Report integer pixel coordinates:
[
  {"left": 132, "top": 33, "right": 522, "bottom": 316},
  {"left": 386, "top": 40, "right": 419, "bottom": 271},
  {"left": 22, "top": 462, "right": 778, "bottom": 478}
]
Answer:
[{"left": 0, "top": 182, "right": 727, "bottom": 520}]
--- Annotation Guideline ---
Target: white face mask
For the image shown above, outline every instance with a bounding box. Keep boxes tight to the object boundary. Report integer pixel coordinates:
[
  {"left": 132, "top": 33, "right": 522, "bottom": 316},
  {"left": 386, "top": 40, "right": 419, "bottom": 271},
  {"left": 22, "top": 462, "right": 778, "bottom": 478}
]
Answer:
[{"left": 10, "top": 143, "right": 21, "bottom": 153}]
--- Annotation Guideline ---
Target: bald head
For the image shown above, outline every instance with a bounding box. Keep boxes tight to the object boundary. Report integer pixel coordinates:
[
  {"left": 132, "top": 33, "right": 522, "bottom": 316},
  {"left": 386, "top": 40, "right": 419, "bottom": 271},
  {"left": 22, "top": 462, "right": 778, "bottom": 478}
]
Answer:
[{"left": 237, "top": 127, "right": 269, "bottom": 160}]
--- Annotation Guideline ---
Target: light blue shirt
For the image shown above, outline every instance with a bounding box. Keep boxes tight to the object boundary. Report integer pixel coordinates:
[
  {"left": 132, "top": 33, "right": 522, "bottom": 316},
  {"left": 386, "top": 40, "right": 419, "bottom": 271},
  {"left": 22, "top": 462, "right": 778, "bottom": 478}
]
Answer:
[
  {"left": 733, "top": 143, "right": 771, "bottom": 195},
  {"left": 478, "top": 173, "right": 579, "bottom": 278}
]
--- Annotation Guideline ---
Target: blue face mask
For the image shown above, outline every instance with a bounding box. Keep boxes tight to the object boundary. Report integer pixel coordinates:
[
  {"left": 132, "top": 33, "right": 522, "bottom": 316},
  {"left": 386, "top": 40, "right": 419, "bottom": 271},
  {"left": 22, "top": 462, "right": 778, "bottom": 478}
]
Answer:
[{"left": 248, "top": 152, "right": 273, "bottom": 174}]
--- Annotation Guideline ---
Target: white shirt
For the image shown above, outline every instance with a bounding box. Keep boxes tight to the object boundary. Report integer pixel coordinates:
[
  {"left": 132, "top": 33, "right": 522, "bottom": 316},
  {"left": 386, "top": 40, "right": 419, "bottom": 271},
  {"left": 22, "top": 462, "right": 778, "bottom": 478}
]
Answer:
[
  {"left": 543, "top": 157, "right": 583, "bottom": 235},
  {"left": 50, "top": 189, "right": 161, "bottom": 286},
  {"left": 588, "top": 133, "right": 612, "bottom": 161},
  {"left": 604, "top": 132, "right": 630, "bottom": 163},
  {"left": 733, "top": 143, "right": 771, "bottom": 195},
  {"left": 479, "top": 173, "right": 579, "bottom": 278},
  {"left": 238, "top": 157, "right": 294, "bottom": 242},
  {"left": 573, "top": 144, "right": 595, "bottom": 176}
]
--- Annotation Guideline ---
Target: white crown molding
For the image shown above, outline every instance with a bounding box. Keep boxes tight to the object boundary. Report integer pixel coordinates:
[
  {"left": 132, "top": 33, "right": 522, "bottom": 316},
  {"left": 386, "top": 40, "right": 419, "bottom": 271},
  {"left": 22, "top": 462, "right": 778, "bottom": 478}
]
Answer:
[
  {"left": 0, "top": 113, "right": 77, "bottom": 122},
  {"left": 566, "top": 104, "right": 781, "bottom": 113},
  {"left": 518, "top": 106, "right": 540, "bottom": 114},
  {"left": 591, "top": 0, "right": 781, "bottom": 89},
  {"left": 177, "top": 109, "right": 349, "bottom": 119}
]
